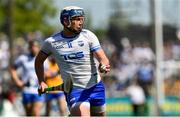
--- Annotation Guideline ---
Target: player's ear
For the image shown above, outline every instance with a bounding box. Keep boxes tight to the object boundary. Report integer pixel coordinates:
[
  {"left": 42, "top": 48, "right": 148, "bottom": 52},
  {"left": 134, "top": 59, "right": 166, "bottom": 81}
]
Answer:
[{"left": 63, "top": 18, "right": 70, "bottom": 27}]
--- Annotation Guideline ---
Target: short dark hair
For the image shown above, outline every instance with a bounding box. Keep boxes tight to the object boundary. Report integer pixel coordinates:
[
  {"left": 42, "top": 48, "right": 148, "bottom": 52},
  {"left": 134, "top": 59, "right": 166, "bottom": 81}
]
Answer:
[{"left": 28, "top": 40, "right": 40, "bottom": 47}]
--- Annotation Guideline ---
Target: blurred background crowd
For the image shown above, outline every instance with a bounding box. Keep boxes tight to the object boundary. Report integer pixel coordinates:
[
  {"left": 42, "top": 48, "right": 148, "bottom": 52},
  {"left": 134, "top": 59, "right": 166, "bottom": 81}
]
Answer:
[{"left": 0, "top": 0, "right": 180, "bottom": 116}]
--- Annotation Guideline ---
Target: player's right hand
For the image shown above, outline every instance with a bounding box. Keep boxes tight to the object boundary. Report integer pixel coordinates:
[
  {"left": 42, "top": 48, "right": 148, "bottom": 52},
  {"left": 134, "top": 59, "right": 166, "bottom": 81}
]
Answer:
[{"left": 99, "top": 63, "right": 111, "bottom": 73}]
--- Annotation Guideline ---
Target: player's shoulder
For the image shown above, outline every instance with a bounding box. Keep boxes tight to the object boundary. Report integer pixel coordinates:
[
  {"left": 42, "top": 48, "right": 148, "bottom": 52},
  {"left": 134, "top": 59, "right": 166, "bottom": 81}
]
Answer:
[
  {"left": 16, "top": 53, "right": 29, "bottom": 61},
  {"left": 81, "top": 29, "right": 94, "bottom": 35},
  {"left": 81, "top": 29, "right": 98, "bottom": 40},
  {"left": 44, "top": 32, "right": 62, "bottom": 43}
]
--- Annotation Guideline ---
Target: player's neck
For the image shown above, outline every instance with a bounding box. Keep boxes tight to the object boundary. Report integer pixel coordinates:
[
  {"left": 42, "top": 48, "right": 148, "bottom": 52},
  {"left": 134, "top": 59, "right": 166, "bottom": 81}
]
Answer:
[{"left": 62, "top": 28, "right": 77, "bottom": 38}]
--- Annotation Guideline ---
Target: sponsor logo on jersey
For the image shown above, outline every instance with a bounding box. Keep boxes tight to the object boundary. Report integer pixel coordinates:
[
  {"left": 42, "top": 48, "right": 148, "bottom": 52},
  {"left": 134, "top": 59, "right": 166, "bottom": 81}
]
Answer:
[
  {"left": 55, "top": 45, "right": 64, "bottom": 49},
  {"left": 52, "top": 41, "right": 65, "bottom": 49},
  {"left": 62, "top": 51, "right": 84, "bottom": 60}
]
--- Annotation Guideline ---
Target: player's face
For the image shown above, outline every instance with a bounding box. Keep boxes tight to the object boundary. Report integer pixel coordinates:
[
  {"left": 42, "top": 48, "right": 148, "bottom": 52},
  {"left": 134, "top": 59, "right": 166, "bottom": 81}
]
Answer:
[
  {"left": 70, "top": 16, "right": 84, "bottom": 33},
  {"left": 29, "top": 44, "right": 40, "bottom": 56}
]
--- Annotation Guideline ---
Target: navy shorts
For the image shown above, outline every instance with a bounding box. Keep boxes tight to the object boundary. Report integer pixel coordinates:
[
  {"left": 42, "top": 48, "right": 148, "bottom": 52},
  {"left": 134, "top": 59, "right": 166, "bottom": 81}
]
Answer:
[
  {"left": 65, "top": 81, "right": 106, "bottom": 111},
  {"left": 46, "top": 92, "right": 65, "bottom": 101},
  {"left": 22, "top": 93, "right": 45, "bottom": 104}
]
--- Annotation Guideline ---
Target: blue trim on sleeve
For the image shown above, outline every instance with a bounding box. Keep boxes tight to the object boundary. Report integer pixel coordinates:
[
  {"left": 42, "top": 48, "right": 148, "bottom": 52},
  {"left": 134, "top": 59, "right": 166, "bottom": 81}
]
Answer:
[{"left": 90, "top": 46, "right": 101, "bottom": 52}]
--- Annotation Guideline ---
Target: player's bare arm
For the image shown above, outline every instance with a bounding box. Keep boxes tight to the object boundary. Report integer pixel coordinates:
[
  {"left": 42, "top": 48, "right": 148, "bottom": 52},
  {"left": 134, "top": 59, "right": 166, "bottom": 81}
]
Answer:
[
  {"left": 35, "top": 50, "right": 49, "bottom": 92},
  {"left": 9, "top": 66, "right": 24, "bottom": 88},
  {"left": 94, "top": 48, "right": 110, "bottom": 73}
]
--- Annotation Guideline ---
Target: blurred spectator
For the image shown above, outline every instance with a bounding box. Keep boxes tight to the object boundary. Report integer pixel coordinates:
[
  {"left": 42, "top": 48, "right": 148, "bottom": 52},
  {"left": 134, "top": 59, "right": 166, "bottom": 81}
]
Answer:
[
  {"left": 126, "top": 79, "right": 147, "bottom": 116},
  {"left": 136, "top": 61, "right": 154, "bottom": 98},
  {"left": 103, "top": 75, "right": 121, "bottom": 97},
  {"left": 172, "top": 40, "right": 180, "bottom": 61},
  {"left": 133, "top": 42, "right": 155, "bottom": 64},
  {"left": 0, "top": 34, "right": 10, "bottom": 115},
  {"left": 9, "top": 40, "right": 46, "bottom": 116},
  {"left": 44, "top": 56, "right": 67, "bottom": 116},
  {"left": 115, "top": 63, "right": 137, "bottom": 87},
  {"left": 0, "top": 39, "right": 10, "bottom": 70},
  {"left": 164, "top": 41, "right": 173, "bottom": 61},
  {"left": 101, "top": 39, "right": 116, "bottom": 58}
]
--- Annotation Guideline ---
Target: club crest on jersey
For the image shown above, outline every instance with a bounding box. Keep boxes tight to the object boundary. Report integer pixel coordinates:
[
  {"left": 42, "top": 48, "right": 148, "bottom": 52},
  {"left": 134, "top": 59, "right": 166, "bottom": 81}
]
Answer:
[{"left": 78, "top": 41, "right": 84, "bottom": 47}]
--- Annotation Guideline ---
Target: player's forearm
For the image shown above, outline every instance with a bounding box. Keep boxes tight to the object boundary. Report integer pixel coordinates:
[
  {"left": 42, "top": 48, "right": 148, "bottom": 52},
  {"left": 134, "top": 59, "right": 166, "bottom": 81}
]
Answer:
[
  {"left": 10, "top": 69, "right": 24, "bottom": 87},
  {"left": 99, "top": 56, "right": 109, "bottom": 65},
  {"left": 94, "top": 49, "right": 110, "bottom": 73},
  {"left": 35, "top": 57, "right": 45, "bottom": 84},
  {"left": 94, "top": 49, "right": 110, "bottom": 65}
]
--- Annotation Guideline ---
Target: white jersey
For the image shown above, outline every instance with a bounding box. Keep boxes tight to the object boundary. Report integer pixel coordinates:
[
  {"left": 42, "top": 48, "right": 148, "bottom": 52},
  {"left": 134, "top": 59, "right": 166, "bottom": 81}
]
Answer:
[
  {"left": 41, "top": 29, "right": 102, "bottom": 88},
  {"left": 14, "top": 54, "right": 48, "bottom": 94},
  {"left": 126, "top": 85, "right": 145, "bottom": 105}
]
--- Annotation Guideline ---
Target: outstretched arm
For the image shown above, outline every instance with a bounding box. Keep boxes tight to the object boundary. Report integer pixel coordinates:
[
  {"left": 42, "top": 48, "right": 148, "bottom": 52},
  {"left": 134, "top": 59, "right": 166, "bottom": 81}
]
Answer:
[{"left": 35, "top": 51, "right": 49, "bottom": 92}]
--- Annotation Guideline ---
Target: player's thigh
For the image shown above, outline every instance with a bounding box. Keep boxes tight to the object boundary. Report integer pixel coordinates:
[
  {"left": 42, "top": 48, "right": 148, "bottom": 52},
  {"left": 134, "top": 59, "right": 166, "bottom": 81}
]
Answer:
[
  {"left": 58, "top": 96, "right": 66, "bottom": 109},
  {"left": 23, "top": 103, "right": 32, "bottom": 115},
  {"left": 31, "top": 94, "right": 45, "bottom": 115},
  {"left": 32, "top": 101, "right": 44, "bottom": 116},
  {"left": 70, "top": 102, "right": 90, "bottom": 116},
  {"left": 33, "top": 101, "right": 44, "bottom": 110}
]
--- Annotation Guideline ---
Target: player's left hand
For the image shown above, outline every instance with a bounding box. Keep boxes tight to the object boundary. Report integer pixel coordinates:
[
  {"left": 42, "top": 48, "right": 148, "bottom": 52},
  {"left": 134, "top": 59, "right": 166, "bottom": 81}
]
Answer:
[{"left": 99, "top": 63, "right": 110, "bottom": 73}]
